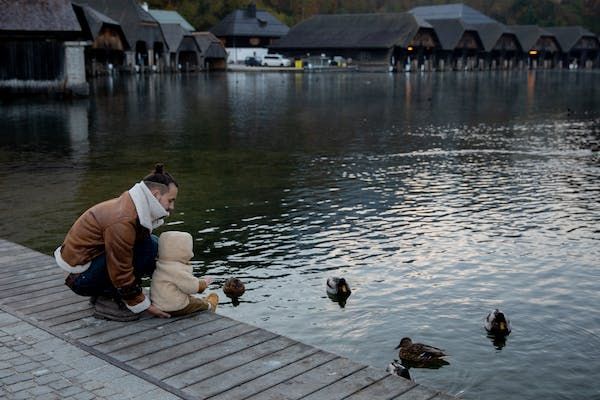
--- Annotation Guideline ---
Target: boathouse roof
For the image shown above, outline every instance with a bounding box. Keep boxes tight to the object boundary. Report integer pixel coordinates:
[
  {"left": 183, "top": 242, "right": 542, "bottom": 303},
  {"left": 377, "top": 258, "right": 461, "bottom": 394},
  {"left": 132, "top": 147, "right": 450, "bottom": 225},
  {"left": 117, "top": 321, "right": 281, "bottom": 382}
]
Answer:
[
  {"left": 75, "top": 0, "right": 165, "bottom": 48},
  {"left": 271, "top": 13, "right": 432, "bottom": 50},
  {"left": 160, "top": 23, "right": 189, "bottom": 53},
  {"left": 0, "top": 0, "right": 81, "bottom": 33},
  {"left": 72, "top": 3, "right": 129, "bottom": 49},
  {"left": 210, "top": 4, "right": 289, "bottom": 38},
  {"left": 470, "top": 22, "right": 520, "bottom": 52},
  {"left": 424, "top": 18, "right": 482, "bottom": 51},
  {"left": 409, "top": 3, "right": 497, "bottom": 24},
  {"left": 544, "top": 26, "right": 599, "bottom": 52},
  {"left": 148, "top": 9, "right": 195, "bottom": 32},
  {"left": 193, "top": 32, "right": 227, "bottom": 59},
  {"left": 510, "top": 25, "right": 560, "bottom": 52}
]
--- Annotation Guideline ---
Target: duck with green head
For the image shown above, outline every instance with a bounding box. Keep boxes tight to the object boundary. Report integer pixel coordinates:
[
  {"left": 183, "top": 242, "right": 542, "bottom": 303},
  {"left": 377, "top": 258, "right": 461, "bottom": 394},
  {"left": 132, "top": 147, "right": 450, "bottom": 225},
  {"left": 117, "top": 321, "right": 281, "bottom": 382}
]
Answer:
[
  {"left": 485, "top": 309, "right": 511, "bottom": 336},
  {"left": 326, "top": 277, "right": 351, "bottom": 307}
]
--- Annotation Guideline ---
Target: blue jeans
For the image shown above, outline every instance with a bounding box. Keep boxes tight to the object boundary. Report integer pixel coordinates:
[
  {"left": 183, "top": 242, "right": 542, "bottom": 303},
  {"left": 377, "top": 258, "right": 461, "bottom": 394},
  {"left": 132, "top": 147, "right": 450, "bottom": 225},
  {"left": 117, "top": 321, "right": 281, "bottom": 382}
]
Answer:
[{"left": 69, "top": 234, "right": 158, "bottom": 299}]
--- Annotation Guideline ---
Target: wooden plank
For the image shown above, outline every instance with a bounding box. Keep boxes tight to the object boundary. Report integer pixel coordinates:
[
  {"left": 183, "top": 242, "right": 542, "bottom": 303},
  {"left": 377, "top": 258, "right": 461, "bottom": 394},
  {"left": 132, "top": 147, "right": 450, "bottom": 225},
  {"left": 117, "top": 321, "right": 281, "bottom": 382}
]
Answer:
[
  {"left": 10, "top": 289, "right": 81, "bottom": 311},
  {"left": 0, "top": 273, "right": 62, "bottom": 293},
  {"left": 0, "top": 276, "right": 64, "bottom": 298},
  {"left": 57, "top": 313, "right": 158, "bottom": 336},
  {"left": 0, "top": 252, "right": 50, "bottom": 267},
  {"left": 12, "top": 292, "right": 83, "bottom": 314},
  {"left": 144, "top": 328, "right": 277, "bottom": 380},
  {"left": 59, "top": 313, "right": 158, "bottom": 337},
  {"left": 182, "top": 342, "right": 319, "bottom": 399},
  {"left": 28, "top": 298, "right": 92, "bottom": 320},
  {"left": 204, "top": 350, "right": 338, "bottom": 400},
  {"left": 428, "top": 393, "right": 456, "bottom": 400},
  {"left": 244, "top": 357, "right": 366, "bottom": 400},
  {"left": 301, "top": 366, "right": 391, "bottom": 400},
  {"left": 344, "top": 375, "right": 417, "bottom": 400},
  {"left": 164, "top": 335, "right": 297, "bottom": 388},
  {"left": 95, "top": 314, "right": 214, "bottom": 353},
  {"left": 0, "top": 264, "right": 60, "bottom": 284},
  {"left": 0, "top": 257, "right": 56, "bottom": 276},
  {"left": 391, "top": 385, "right": 441, "bottom": 400},
  {"left": 77, "top": 313, "right": 201, "bottom": 346},
  {"left": 0, "top": 284, "right": 69, "bottom": 304},
  {"left": 43, "top": 308, "right": 94, "bottom": 327},
  {"left": 111, "top": 317, "right": 241, "bottom": 364}
]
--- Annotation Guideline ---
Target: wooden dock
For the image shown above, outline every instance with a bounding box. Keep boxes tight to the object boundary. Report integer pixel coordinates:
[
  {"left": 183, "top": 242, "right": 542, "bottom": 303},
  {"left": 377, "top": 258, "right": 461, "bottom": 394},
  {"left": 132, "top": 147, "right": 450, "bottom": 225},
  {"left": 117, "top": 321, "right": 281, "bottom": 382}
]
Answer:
[{"left": 0, "top": 239, "right": 457, "bottom": 400}]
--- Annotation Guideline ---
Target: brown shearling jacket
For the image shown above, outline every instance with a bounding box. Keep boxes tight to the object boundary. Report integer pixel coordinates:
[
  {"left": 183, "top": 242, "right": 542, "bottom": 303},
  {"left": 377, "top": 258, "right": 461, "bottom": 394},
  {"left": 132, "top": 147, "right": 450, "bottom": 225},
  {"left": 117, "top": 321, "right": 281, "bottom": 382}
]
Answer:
[{"left": 60, "top": 191, "right": 148, "bottom": 308}]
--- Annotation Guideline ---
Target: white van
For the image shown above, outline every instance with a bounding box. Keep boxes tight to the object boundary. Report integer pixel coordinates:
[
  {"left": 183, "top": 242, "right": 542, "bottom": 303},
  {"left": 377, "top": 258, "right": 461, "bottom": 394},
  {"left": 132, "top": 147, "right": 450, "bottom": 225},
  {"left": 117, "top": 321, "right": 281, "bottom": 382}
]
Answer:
[{"left": 261, "top": 54, "right": 292, "bottom": 67}]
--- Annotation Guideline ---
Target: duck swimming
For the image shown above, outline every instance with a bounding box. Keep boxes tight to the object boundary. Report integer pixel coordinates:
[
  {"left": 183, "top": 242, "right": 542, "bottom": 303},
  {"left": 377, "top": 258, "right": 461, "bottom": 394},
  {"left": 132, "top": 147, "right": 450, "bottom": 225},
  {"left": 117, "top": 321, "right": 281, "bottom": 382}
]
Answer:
[
  {"left": 485, "top": 309, "right": 511, "bottom": 336},
  {"left": 326, "top": 277, "right": 351, "bottom": 297},
  {"left": 326, "top": 277, "right": 351, "bottom": 307},
  {"left": 395, "top": 337, "right": 448, "bottom": 368},
  {"left": 223, "top": 278, "right": 245, "bottom": 298},
  {"left": 386, "top": 359, "right": 411, "bottom": 380}
]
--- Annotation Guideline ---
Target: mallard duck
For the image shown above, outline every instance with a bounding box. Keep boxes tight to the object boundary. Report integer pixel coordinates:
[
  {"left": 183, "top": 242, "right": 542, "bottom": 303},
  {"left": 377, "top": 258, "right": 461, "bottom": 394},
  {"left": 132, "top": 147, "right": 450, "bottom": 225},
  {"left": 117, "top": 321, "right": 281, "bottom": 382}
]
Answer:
[
  {"left": 485, "top": 309, "right": 511, "bottom": 336},
  {"left": 386, "top": 359, "right": 411, "bottom": 380},
  {"left": 395, "top": 337, "right": 448, "bottom": 368},
  {"left": 223, "top": 277, "right": 245, "bottom": 298},
  {"left": 326, "top": 277, "right": 351, "bottom": 297}
]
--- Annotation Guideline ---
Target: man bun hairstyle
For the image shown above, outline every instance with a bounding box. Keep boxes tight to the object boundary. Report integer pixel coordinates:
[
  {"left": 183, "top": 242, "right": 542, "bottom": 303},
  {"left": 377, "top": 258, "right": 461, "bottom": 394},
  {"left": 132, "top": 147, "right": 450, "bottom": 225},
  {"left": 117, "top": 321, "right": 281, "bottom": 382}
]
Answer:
[{"left": 143, "top": 163, "right": 178, "bottom": 193}]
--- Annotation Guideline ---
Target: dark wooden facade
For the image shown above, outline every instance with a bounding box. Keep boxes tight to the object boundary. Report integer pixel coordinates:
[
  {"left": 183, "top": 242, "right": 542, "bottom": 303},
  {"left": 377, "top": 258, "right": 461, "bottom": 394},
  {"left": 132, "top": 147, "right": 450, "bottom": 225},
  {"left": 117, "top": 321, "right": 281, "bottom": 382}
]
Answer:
[
  {"left": 75, "top": 0, "right": 167, "bottom": 70},
  {"left": 0, "top": 0, "right": 88, "bottom": 96},
  {"left": 546, "top": 26, "right": 600, "bottom": 69}
]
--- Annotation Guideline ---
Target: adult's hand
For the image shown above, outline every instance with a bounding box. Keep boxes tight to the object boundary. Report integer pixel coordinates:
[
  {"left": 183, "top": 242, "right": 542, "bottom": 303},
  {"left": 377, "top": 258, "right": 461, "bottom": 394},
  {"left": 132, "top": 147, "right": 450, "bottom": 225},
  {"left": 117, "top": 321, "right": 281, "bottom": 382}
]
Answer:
[{"left": 146, "top": 303, "right": 171, "bottom": 318}]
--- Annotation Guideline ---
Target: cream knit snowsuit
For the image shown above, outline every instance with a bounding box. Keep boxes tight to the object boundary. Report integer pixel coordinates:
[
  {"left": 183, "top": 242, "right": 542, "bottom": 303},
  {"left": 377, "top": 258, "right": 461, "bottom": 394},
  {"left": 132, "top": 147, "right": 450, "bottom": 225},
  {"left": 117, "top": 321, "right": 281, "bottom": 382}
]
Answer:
[{"left": 150, "top": 231, "right": 207, "bottom": 312}]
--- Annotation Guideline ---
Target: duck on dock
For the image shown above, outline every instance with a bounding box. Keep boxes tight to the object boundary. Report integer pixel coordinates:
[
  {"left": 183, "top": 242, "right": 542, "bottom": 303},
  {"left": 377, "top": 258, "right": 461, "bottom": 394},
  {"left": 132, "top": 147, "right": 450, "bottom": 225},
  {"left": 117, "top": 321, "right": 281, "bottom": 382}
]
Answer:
[
  {"left": 395, "top": 337, "right": 449, "bottom": 368},
  {"left": 386, "top": 359, "right": 411, "bottom": 380},
  {"left": 484, "top": 309, "right": 511, "bottom": 336}
]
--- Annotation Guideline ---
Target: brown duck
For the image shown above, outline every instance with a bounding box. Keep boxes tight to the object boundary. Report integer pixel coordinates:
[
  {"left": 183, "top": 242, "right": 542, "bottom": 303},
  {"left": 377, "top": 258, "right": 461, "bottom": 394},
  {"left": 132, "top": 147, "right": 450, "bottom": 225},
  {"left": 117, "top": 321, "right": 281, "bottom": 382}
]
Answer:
[
  {"left": 223, "top": 278, "right": 245, "bottom": 298},
  {"left": 395, "top": 337, "right": 448, "bottom": 368}
]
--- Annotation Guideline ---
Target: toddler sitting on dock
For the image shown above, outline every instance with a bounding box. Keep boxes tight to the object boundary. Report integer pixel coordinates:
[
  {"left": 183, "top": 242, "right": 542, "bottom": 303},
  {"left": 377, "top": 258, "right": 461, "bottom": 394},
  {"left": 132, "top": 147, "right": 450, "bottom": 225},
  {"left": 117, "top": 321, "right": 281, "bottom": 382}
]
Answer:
[{"left": 150, "top": 231, "right": 218, "bottom": 316}]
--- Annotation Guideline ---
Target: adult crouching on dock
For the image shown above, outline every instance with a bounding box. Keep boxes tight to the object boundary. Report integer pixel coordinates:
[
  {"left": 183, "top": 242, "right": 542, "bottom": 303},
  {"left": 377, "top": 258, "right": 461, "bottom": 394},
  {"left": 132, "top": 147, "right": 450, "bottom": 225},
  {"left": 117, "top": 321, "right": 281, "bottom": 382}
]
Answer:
[{"left": 54, "top": 164, "right": 178, "bottom": 321}]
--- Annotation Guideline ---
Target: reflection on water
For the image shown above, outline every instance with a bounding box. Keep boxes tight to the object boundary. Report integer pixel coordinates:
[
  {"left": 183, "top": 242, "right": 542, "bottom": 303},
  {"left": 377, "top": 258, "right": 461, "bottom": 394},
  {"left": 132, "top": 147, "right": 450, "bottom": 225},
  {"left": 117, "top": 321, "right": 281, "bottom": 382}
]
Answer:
[{"left": 1, "top": 71, "right": 599, "bottom": 400}]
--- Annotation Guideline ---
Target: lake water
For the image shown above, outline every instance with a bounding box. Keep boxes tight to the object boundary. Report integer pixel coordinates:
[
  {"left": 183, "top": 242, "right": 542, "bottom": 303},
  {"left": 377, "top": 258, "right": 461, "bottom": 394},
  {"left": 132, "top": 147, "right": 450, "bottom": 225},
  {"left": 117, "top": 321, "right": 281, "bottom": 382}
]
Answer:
[{"left": 1, "top": 70, "right": 599, "bottom": 399}]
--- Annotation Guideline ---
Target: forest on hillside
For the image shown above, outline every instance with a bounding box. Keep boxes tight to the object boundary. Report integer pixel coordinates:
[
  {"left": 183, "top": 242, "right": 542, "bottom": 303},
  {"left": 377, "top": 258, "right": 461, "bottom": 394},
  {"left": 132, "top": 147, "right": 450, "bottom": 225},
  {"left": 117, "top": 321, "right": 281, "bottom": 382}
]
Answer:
[{"left": 146, "top": 0, "right": 599, "bottom": 34}]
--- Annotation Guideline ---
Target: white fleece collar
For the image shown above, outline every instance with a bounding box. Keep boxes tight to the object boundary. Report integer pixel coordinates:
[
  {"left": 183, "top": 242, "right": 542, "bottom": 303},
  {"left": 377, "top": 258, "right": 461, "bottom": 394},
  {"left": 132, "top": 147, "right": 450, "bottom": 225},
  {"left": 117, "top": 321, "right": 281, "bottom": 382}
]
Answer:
[{"left": 128, "top": 181, "right": 168, "bottom": 232}]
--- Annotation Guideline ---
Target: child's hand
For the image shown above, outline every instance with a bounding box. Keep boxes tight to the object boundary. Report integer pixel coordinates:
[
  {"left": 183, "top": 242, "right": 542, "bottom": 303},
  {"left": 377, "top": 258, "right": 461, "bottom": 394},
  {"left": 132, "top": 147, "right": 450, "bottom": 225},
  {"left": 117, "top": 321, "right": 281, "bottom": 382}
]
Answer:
[{"left": 203, "top": 276, "right": 214, "bottom": 285}]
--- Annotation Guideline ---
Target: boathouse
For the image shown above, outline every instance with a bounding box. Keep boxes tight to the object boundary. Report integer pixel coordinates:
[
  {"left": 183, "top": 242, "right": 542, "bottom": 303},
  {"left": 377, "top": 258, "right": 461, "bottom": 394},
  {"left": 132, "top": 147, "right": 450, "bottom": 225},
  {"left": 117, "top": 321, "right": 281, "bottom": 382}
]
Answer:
[
  {"left": 72, "top": 3, "right": 129, "bottom": 76},
  {"left": 210, "top": 4, "right": 289, "bottom": 64},
  {"left": 158, "top": 24, "right": 201, "bottom": 71},
  {"left": 545, "top": 26, "right": 600, "bottom": 69},
  {"left": 423, "top": 18, "right": 484, "bottom": 70},
  {"left": 75, "top": 0, "right": 167, "bottom": 71},
  {"left": 470, "top": 22, "right": 522, "bottom": 69},
  {"left": 270, "top": 13, "right": 439, "bottom": 72},
  {"left": 510, "top": 25, "right": 562, "bottom": 69},
  {"left": 0, "top": 0, "right": 88, "bottom": 96},
  {"left": 409, "top": 4, "right": 497, "bottom": 71},
  {"left": 148, "top": 10, "right": 202, "bottom": 71},
  {"left": 193, "top": 32, "right": 228, "bottom": 71}
]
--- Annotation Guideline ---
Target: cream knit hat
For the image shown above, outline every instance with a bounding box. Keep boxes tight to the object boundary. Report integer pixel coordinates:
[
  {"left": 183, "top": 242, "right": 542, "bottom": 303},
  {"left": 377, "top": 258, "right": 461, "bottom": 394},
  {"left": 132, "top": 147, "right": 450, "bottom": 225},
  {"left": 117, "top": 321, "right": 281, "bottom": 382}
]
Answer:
[{"left": 158, "top": 231, "right": 194, "bottom": 263}]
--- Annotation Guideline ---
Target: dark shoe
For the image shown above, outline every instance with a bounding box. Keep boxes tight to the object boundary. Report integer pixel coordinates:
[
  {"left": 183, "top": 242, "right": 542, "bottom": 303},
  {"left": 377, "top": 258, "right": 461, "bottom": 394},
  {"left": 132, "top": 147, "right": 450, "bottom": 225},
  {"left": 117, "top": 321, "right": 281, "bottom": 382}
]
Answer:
[{"left": 93, "top": 296, "right": 140, "bottom": 322}]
